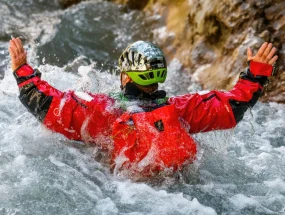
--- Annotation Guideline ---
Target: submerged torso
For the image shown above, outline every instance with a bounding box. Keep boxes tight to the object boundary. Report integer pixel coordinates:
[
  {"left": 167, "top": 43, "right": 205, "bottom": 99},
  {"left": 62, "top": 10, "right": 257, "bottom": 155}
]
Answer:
[{"left": 107, "top": 93, "right": 197, "bottom": 177}]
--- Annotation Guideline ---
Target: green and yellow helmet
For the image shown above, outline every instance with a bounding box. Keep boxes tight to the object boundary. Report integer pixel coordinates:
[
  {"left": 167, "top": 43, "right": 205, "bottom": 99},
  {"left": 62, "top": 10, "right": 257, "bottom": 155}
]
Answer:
[{"left": 118, "top": 41, "right": 167, "bottom": 86}]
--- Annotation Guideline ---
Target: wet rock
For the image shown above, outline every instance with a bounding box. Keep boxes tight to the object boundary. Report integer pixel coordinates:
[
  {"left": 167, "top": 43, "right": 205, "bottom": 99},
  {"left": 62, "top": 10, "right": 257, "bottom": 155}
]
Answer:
[
  {"left": 191, "top": 41, "right": 216, "bottom": 65},
  {"left": 58, "top": 0, "right": 149, "bottom": 10},
  {"left": 110, "top": 0, "right": 285, "bottom": 103},
  {"left": 58, "top": 0, "right": 83, "bottom": 9},
  {"left": 109, "top": 0, "right": 149, "bottom": 10}
]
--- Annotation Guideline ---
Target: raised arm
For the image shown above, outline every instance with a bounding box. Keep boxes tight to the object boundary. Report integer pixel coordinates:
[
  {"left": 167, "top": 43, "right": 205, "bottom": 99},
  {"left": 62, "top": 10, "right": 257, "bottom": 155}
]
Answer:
[
  {"left": 168, "top": 42, "right": 278, "bottom": 134},
  {"left": 9, "top": 37, "right": 58, "bottom": 122},
  {"left": 9, "top": 38, "right": 118, "bottom": 143}
]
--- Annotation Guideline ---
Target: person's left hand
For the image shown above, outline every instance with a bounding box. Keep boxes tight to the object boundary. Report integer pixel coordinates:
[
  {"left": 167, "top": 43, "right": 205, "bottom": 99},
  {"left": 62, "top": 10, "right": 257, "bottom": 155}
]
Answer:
[
  {"left": 247, "top": 42, "right": 278, "bottom": 65},
  {"left": 8, "top": 37, "right": 27, "bottom": 71}
]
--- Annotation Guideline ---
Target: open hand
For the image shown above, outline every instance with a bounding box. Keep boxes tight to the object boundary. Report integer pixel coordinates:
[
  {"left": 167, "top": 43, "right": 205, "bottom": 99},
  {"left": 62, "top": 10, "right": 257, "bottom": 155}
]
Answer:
[
  {"left": 247, "top": 42, "right": 278, "bottom": 65},
  {"left": 9, "top": 37, "right": 27, "bottom": 71}
]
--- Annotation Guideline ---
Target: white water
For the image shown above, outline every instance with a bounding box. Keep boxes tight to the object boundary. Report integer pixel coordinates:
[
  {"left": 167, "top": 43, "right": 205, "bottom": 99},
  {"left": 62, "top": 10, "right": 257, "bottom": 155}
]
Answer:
[
  {"left": 0, "top": 1, "right": 284, "bottom": 214},
  {"left": 1, "top": 58, "right": 284, "bottom": 214}
]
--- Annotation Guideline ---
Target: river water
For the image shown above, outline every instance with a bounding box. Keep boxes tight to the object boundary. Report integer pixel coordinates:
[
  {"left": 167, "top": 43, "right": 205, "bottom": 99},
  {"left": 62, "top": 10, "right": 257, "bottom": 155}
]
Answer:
[{"left": 0, "top": 0, "right": 284, "bottom": 214}]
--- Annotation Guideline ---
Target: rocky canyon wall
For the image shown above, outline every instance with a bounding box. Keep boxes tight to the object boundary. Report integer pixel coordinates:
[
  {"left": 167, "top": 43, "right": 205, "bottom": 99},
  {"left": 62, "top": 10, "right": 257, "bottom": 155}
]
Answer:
[{"left": 60, "top": 0, "right": 285, "bottom": 103}]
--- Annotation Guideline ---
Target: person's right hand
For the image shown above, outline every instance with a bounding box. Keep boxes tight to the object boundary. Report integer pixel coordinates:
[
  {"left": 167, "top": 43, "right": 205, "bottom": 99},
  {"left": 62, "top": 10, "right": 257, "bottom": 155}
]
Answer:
[
  {"left": 8, "top": 37, "right": 27, "bottom": 71},
  {"left": 247, "top": 42, "right": 278, "bottom": 65}
]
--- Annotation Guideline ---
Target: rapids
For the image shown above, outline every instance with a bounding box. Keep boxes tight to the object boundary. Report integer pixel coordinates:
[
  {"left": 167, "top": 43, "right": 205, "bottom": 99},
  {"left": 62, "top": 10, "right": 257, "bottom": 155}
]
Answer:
[{"left": 0, "top": 0, "right": 284, "bottom": 214}]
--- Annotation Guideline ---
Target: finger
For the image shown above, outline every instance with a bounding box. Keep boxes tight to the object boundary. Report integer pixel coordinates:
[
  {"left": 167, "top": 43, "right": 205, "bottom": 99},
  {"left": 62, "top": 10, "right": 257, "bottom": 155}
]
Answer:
[
  {"left": 16, "top": 37, "right": 22, "bottom": 46},
  {"left": 9, "top": 43, "right": 18, "bottom": 57},
  {"left": 256, "top": 42, "right": 268, "bottom": 57},
  {"left": 16, "top": 37, "right": 25, "bottom": 53},
  {"left": 11, "top": 39, "right": 20, "bottom": 55},
  {"left": 268, "top": 55, "right": 278, "bottom": 65},
  {"left": 262, "top": 43, "right": 272, "bottom": 58},
  {"left": 13, "top": 37, "right": 22, "bottom": 53},
  {"left": 13, "top": 37, "right": 22, "bottom": 52},
  {"left": 247, "top": 47, "right": 253, "bottom": 61},
  {"left": 8, "top": 46, "right": 17, "bottom": 57},
  {"left": 266, "top": 47, "right": 277, "bottom": 61},
  {"left": 9, "top": 39, "right": 16, "bottom": 49}
]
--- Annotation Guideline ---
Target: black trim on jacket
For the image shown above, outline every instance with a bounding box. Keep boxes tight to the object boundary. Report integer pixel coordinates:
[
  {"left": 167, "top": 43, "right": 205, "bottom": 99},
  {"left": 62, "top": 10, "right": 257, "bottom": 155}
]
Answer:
[
  {"left": 229, "top": 69, "right": 267, "bottom": 123},
  {"left": 19, "top": 82, "right": 53, "bottom": 122}
]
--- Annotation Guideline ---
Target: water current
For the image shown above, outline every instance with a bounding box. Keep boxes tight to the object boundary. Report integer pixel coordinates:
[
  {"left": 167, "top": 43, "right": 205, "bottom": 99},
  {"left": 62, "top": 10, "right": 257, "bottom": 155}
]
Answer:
[{"left": 0, "top": 0, "right": 284, "bottom": 214}]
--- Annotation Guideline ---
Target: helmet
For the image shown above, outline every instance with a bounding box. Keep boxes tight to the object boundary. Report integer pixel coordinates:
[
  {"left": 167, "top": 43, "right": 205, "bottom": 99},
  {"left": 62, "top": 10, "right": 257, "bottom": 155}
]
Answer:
[{"left": 118, "top": 41, "right": 167, "bottom": 86}]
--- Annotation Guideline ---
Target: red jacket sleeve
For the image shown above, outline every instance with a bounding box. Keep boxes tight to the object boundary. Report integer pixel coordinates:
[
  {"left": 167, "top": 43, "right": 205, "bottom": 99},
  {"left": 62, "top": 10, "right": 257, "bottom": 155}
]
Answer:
[
  {"left": 168, "top": 61, "right": 271, "bottom": 134},
  {"left": 14, "top": 64, "right": 119, "bottom": 143}
]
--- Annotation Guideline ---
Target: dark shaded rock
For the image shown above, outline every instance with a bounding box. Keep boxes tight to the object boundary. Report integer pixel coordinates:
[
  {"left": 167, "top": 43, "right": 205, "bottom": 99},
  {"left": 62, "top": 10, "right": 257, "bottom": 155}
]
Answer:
[
  {"left": 58, "top": 0, "right": 83, "bottom": 9},
  {"left": 108, "top": 0, "right": 149, "bottom": 10},
  {"left": 124, "top": 0, "right": 149, "bottom": 10}
]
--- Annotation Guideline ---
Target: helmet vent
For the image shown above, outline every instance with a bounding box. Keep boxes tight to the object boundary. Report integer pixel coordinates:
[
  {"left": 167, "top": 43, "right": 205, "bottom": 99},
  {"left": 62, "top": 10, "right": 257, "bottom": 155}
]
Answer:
[
  {"left": 138, "top": 54, "right": 142, "bottom": 65},
  {"left": 149, "top": 72, "right": 154, "bottom": 79},
  {"left": 139, "top": 74, "right": 147, "bottom": 80},
  {"left": 125, "top": 52, "right": 129, "bottom": 63},
  {"left": 161, "top": 70, "right": 166, "bottom": 78},
  {"left": 131, "top": 51, "right": 135, "bottom": 65},
  {"left": 157, "top": 70, "right": 160, "bottom": 77}
]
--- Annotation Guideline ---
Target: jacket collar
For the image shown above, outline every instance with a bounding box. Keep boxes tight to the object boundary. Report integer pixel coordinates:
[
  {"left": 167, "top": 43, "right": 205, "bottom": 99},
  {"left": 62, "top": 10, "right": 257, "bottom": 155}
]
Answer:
[{"left": 123, "top": 82, "right": 166, "bottom": 101}]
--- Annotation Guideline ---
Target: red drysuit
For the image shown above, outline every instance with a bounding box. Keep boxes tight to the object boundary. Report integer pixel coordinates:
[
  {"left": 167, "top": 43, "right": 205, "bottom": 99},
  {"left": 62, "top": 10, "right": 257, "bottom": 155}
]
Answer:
[{"left": 14, "top": 61, "right": 273, "bottom": 175}]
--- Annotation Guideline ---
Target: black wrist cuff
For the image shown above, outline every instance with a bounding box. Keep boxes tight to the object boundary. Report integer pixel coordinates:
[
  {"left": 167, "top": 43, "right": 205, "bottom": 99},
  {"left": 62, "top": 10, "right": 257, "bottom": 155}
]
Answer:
[{"left": 240, "top": 68, "right": 268, "bottom": 87}]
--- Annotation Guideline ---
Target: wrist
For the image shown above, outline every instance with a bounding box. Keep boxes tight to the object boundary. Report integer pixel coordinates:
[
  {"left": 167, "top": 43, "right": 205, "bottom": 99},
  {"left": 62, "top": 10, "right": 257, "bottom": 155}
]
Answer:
[
  {"left": 240, "top": 68, "right": 268, "bottom": 87},
  {"left": 13, "top": 65, "right": 41, "bottom": 86},
  {"left": 249, "top": 61, "right": 276, "bottom": 77},
  {"left": 13, "top": 64, "right": 34, "bottom": 77},
  {"left": 13, "top": 62, "right": 28, "bottom": 73}
]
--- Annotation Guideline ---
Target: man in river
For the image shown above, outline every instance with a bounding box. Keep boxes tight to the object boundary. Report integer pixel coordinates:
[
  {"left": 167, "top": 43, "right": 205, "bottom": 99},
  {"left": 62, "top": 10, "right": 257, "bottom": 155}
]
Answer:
[{"left": 9, "top": 38, "right": 278, "bottom": 177}]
